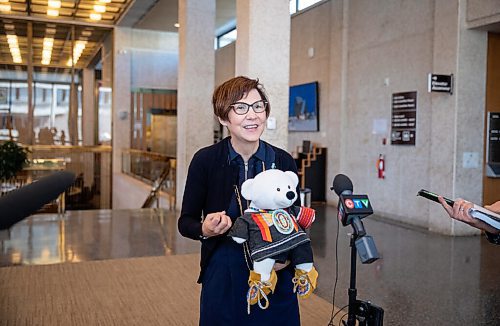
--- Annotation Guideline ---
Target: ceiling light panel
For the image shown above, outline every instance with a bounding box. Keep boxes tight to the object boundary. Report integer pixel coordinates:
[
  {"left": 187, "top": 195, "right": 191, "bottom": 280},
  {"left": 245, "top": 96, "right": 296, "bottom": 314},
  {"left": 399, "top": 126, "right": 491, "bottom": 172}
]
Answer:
[
  {"left": 48, "top": 0, "right": 62, "bottom": 9},
  {"left": 93, "top": 4, "right": 106, "bottom": 13},
  {"left": 0, "top": 1, "right": 131, "bottom": 68},
  {"left": 0, "top": 3, "right": 11, "bottom": 12},
  {"left": 1, "top": 1, "right": 27, "bottom": 16}
]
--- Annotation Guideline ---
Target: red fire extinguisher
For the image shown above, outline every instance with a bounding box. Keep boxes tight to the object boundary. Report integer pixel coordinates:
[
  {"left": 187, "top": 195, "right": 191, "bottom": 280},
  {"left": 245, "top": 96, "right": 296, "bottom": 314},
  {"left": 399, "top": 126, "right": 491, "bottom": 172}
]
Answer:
[{"left": 377, "top": 154, "right": 385, "bottom": 179}]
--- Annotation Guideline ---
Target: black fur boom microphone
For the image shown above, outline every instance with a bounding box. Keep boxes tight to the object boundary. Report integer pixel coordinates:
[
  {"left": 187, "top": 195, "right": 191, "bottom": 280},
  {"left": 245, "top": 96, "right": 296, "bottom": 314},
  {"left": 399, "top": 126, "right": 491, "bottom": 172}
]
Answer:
[{"left": 0, "top": 171, "right": 76, "bottom": 230}]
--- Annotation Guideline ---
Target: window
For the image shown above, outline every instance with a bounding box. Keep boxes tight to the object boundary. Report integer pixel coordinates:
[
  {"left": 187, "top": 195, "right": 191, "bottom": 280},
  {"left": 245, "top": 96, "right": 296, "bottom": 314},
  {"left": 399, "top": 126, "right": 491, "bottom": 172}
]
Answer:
[
  {"left": 98, "top": 86, "right": 112, "bottom": 144},
  {"left": 215, "top": 1, "right": 325, "bottom": 49},
  {"left": 216, "top": 28, "right": 237, "bottom": 49},
  {"left": 290, "top": 0, "right": 324, "bottom": 14}
]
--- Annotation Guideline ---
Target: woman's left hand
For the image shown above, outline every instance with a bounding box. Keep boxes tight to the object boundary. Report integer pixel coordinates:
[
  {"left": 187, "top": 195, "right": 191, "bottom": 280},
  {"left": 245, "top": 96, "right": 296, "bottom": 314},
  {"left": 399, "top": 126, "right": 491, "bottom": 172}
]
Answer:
[{"left": 439, "top": 197, "right": 499, "bottom": 233}]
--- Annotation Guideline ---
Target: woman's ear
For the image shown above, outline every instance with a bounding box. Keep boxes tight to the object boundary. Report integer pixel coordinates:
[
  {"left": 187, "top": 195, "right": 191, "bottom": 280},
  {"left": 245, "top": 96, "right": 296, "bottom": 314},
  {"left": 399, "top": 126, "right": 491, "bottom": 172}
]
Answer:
[{"left": 218, "top": 117, "right": 228, "bottom": 126}]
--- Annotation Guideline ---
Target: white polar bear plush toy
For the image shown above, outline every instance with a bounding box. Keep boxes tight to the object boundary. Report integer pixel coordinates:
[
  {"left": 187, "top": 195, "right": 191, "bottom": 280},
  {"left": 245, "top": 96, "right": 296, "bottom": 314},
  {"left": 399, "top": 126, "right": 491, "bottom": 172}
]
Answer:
[{"left": 228, "top": 169, "right": 318, "bottom": 313}]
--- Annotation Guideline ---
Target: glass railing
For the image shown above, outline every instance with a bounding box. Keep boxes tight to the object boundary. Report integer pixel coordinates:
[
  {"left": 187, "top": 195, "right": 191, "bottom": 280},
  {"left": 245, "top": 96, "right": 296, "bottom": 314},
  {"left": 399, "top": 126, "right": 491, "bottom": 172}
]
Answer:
[
  {"left": 121, "top": 149, "right": 176, "bottom": 206},
  {"left": 26, "top": 145, "right": 112, "bottom": 210}
]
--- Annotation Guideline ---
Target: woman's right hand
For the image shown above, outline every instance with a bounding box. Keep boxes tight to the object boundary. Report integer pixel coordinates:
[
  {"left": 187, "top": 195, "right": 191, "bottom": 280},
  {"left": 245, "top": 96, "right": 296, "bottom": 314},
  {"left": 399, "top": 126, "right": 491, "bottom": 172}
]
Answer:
[{"left": 202, "top": 211, "right": 232, "bottom": 238}]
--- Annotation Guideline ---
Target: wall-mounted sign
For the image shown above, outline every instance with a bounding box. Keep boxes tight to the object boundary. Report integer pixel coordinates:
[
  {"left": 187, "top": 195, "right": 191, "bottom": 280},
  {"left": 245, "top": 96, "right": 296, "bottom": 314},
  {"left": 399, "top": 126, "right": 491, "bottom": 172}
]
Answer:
[
  {"left": 428, "top": 73, "right": 453, "bottom": 94},
  {"left": 486, "top": 112, "right": 500, "bottom": 177},
  {"left": 391, "top": 91, "right": 416, "bottom": 145}
]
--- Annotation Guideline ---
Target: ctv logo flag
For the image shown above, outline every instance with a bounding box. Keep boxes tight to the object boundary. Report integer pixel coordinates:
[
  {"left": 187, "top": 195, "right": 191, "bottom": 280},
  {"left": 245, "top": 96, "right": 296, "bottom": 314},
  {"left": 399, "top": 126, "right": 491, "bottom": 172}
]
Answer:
[{"left": 346, "top": 198, "right": 370, "bottom": 209}]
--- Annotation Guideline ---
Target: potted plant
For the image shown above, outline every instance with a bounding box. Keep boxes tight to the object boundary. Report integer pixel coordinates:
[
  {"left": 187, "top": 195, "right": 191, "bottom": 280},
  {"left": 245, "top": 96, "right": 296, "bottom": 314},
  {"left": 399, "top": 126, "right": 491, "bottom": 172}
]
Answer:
[{"left": 0, "top": 141, "right": 30, "bottom": 183}]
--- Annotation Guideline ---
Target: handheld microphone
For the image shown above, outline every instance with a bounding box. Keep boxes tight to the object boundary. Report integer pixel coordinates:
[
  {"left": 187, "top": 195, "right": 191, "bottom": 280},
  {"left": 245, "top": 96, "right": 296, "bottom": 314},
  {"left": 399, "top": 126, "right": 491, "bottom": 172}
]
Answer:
[
  {"left": 0, "top": 171, "right": 76, "bottom": 230},
  {"left": 331, "top": 173, "right": 379, "bottom": 264},
  {"left": 331, "top": 174, "right": 373, "bottom": 228}
]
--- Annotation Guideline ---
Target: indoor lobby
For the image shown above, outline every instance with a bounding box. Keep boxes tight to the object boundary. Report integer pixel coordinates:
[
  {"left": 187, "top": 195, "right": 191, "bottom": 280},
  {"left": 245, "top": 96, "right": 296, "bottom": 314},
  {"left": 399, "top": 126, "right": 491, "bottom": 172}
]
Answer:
[
  {"left": 1, "top": 206, "right": 499, "bottom": 325},
  {"left": 1, "top": 0, "right": 500, "bottom": 325}
]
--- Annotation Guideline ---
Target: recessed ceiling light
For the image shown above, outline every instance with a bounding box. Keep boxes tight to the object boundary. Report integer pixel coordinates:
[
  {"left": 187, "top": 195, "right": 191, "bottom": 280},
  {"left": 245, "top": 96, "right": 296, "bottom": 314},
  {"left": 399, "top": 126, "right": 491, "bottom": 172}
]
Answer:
[
  {"left": 48, "top": 0, "right": 61, "bottom": 9},
  {"left": 94, "top": 4, "right": 106, "bottom": 13},
  {"left": 0, "top": 4, "right": 11, "bottom": 12},
  {"left": 47, "top": 9, "right": 59, "bottom": 17},
  {"left": 89, "top": 13, "right": 102, "bottom": 21},
  {"left": 7, "top": 36, "right": 18, "bottom": 45},
  {"left": 43, "top": 38, "right": 54, "bottom": 47},
  {"left": 10, "top": 48, "right": 21, "bottom": 56},
  {"left": 99, "top": 0, "right": 112, "bottom": 3},
  {"left": 174, "top": 23, "right": 180, "bottom": 28}
]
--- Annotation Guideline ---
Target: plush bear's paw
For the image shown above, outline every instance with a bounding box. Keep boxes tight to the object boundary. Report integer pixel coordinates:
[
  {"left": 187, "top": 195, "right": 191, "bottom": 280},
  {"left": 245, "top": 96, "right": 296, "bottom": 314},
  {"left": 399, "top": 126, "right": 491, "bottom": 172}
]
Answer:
[
  {"left": 246, "top": 270, "right": 277, "bottom": 314},
  {"left": 292, "top": 266, "right": 318, "bottom": 299}
]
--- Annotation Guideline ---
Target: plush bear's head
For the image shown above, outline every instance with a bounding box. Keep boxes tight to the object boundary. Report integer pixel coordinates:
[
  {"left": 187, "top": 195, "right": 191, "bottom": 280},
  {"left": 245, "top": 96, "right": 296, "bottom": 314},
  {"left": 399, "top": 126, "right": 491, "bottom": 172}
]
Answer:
[{"left": 241, "top": 169, "right": 299, "bottom": 210}]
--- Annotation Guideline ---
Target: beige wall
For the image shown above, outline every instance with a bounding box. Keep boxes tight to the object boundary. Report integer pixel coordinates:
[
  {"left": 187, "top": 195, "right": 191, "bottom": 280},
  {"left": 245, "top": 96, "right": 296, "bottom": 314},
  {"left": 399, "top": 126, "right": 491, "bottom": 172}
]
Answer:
[
  {"left": 466, "top": 0, "right": 500, "bottom": 28},
  {"left": 287, "top": 0, "right": 488, "bottom": 234},
  {"left": 214, "top": 0, "right": 490, "bottom": 234},
  {"left": 111, "top": 0, "right": 494, "bottom": 234},
  {"left": 215, "top": 42, "right": 235, "bottom": 86}
]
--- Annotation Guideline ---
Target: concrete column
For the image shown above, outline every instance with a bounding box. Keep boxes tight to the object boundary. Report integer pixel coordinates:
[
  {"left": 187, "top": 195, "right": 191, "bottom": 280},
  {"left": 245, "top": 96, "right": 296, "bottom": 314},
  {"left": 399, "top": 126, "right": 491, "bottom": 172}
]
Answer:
[
  {"left": 428, "top": 0, "right": 487, "bottom": 235},
  {"left": 112, "top": 27, "right": 132, "bottom": 174},
  {"left": 235, "top": 0, "right": 290, "bottom": 150},
  {"left": 449, "top": 0, "right": 487, "bottom": 234},
  {"left": 27, "top": 22, "right": 33, "bottom": 145},
  {"left": 82, "top": 68, "right": 95, "bottom": 146},
  {"left": 176, "top": 0, "right": 215, "bottom": 209}
]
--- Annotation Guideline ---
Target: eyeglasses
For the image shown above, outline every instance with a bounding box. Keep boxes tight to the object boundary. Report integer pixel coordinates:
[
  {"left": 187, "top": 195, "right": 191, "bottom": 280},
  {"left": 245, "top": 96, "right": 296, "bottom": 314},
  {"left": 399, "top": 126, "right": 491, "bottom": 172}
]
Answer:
[{"left": 229, "top": 100, "right": 268, "bottom": 115}]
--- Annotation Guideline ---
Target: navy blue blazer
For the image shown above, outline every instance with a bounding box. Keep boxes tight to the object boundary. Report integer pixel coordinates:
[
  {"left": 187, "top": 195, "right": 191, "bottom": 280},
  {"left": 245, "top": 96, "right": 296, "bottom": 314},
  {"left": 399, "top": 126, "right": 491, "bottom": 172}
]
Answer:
[{"left": 178, "top": 137, "right": 300, "bottom": 283}]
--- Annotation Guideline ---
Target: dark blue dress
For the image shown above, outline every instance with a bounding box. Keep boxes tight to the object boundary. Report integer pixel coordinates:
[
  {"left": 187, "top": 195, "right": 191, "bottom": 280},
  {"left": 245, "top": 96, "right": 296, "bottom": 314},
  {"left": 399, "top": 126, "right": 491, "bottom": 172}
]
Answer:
[{"left": 199, "top": 141, "right": 300, "bottom": 325}]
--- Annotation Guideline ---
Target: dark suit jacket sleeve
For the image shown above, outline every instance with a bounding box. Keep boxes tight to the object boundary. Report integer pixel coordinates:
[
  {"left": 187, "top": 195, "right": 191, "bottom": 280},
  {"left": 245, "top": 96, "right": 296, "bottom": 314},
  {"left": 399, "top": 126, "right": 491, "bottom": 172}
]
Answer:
[{"left": 178, "top": 150, "right": 208, "bottom": 240}]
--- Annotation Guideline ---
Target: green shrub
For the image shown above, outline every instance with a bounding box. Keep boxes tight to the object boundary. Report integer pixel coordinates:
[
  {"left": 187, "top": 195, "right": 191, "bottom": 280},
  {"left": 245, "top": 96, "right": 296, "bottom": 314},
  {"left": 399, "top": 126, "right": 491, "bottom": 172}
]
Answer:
[{"left": 0, "top": 141, "right": 30, "bottom": 181}]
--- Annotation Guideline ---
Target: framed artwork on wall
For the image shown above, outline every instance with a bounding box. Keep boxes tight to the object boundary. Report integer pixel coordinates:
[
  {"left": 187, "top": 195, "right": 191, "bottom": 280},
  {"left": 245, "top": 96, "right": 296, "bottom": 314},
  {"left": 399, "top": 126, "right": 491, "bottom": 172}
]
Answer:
[{"left": 288, "top": 81, "right": 319, "bottom": 132}]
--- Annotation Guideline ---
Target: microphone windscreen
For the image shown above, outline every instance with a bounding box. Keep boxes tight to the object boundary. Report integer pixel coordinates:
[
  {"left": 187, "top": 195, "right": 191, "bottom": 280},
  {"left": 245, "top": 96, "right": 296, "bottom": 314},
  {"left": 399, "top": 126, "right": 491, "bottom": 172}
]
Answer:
[
  {"left": 331, "top": 173, "right": 353, "bottom": 196},
  {"left": 0, "top": 171, "right": 76, "bottom": 230}
]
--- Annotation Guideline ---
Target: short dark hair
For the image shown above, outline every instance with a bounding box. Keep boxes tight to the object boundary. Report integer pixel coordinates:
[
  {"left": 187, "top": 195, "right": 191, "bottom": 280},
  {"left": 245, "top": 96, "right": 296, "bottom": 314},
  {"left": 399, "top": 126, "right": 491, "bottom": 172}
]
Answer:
[{"left": 212, "top": 76, "right": 270, "bottom": 121}]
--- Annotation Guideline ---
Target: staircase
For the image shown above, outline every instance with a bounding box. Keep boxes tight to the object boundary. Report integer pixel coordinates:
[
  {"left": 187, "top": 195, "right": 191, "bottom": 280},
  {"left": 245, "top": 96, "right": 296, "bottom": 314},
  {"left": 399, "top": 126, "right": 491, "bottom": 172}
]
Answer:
[{"left": 295, "top": 144, "right": 326, "bottom": 202}]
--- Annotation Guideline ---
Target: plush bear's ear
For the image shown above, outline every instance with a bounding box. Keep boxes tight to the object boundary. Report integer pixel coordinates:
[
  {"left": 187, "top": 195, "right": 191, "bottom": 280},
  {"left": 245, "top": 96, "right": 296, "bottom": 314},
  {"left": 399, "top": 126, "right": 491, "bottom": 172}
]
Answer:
[
  {"left": 285, "top": 171, "right": 299, "bottom": 187},
  {"left": 241, "top": 178, "right": 254, "bottom": 200}
]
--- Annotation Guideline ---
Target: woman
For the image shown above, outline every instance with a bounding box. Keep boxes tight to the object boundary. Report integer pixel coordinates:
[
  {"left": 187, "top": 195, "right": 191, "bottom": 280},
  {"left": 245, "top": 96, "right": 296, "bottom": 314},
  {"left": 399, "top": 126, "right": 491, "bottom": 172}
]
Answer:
[{"left": 178, "top": 76, "right": 302, "bottom": 325}]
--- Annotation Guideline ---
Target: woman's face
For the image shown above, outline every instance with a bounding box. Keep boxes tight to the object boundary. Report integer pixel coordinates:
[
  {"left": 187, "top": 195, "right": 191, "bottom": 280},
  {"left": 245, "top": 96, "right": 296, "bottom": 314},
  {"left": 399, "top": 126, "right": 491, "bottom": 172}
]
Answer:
[{"left": 219, "top": 88, "right": 267, "bottom": 147}]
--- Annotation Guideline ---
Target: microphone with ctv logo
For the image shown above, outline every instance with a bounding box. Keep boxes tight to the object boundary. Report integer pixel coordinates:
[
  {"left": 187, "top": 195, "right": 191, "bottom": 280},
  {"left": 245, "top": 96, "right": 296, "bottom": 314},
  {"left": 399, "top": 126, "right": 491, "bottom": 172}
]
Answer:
[
  {"left": 330, "top": 174, "right": 384, "bottom": 326},
  {"left": 331, "top": 174, "right": 373, "bottom": 236},
  {"left": 0, "top": 171, "right": 76, "bottom": 230},
  {"left": 331, "top": 173, "right": 378, "bottom": 263}
]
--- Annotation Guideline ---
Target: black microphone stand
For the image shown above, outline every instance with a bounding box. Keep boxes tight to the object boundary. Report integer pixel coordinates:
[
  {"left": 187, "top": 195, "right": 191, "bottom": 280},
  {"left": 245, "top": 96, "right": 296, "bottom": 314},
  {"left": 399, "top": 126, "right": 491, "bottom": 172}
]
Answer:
[
  {"left": 343, "top": 217, "right": 384, "bottom": 326},
  {"left": 346, "top": 217, "right": 364, "bottom": 326}
]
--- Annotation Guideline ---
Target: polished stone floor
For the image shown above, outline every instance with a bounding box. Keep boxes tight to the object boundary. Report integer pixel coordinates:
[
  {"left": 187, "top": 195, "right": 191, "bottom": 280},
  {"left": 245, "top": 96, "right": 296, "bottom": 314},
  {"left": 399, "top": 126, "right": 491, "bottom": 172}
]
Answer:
[{"left": 1, "top": 205, "right": 499, "bottom": 325}]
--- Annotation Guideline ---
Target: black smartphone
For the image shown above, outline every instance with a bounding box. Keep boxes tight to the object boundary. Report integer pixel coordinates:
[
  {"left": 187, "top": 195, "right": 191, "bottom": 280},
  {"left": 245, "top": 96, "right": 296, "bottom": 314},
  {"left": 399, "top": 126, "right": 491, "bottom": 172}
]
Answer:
[{"left": 417, "top": 189, "right": 455, "bottom": 207}]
